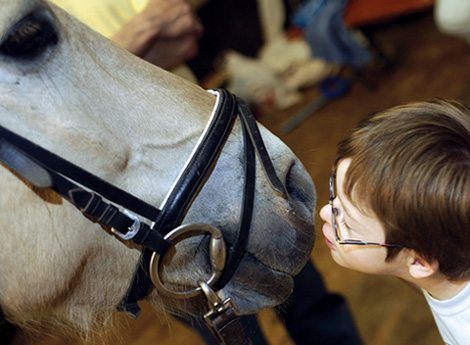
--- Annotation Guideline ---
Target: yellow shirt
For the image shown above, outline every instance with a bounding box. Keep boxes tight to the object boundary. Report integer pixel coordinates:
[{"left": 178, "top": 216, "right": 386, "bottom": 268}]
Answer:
[
  {"left": 51, "top": 0, "right": 147, "bottom": 38},
  {"left": 50, "top": 0, "right": 199, "bottom": 82}
]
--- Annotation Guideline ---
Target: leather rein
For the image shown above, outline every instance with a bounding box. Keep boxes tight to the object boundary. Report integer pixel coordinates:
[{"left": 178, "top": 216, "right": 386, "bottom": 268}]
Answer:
[{"left": 0, "top": 89, "right": 286, "bottom": 344}]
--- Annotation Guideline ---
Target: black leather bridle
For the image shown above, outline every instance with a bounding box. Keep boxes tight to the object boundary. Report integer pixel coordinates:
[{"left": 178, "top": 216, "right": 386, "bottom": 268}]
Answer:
[{"left": 0, "top": 89, "right": 286, "bottom": 344}]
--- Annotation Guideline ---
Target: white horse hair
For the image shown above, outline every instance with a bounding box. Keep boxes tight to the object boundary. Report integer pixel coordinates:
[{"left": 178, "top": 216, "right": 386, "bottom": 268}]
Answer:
[{"left": 0, "top": 0, "right": 316, "bottom": 339}]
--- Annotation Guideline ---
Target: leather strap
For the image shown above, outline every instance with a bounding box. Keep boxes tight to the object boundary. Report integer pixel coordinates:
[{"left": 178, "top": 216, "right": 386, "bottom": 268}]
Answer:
[
  {"left": 0, "top": 132, "right": 171, "bottom": 255},
  {"left": 213, "top": 99, "right": 255, "bottom": 290},
  {"left": 0, "top": 127, "right": 161, "bottom": 220},
  {"left": 0, "top": 89, "right": 284, "bottom": 338},
  {"left": 119, "top": 89, "right": 241, "bottom": 315},
  {"left": 154, "top": 89, "right": 238, "bottom": 235}
]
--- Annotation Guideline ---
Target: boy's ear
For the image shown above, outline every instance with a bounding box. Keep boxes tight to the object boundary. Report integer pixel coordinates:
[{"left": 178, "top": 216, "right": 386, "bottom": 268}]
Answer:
[{"left": 407, "top": 251, "right": 439, "bottom": 279}]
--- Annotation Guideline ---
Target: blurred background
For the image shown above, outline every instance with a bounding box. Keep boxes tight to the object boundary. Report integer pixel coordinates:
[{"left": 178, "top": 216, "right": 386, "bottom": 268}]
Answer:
[{"left": 4, "top": 0, "right": 470, "bottom": 344}]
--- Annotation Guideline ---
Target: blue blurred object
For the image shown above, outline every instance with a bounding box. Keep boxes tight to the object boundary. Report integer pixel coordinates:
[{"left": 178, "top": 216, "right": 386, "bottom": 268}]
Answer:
[
  {"left": 292, "top": 0, "right": 329, "bottom": 28},
  {"left": 281, "top": 76, "right": 352, "bottom": 134},
  {"left": 319, "top": 75, "right": 352, "bottom": 98},
  {"left": 292, "top": 0, "right": 372, "bottom": 68}
]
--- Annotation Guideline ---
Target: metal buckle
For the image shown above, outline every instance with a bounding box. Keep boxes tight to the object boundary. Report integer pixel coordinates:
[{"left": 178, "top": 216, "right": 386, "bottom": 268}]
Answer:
[
  {"left": 149, "top": 223, "right": 226, "bottom": 299},
  {"left": 111, "top": 209, "right": 141, "bottom": 240},
  {"left": 200, "top": 281, "right": 252, "bottom": 345}
]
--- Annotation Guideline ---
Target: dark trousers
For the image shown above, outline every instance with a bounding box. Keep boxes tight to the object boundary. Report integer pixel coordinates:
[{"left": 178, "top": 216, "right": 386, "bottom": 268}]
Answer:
[{"left": 0, "top": 321, "right": 15, "bottom": 345}]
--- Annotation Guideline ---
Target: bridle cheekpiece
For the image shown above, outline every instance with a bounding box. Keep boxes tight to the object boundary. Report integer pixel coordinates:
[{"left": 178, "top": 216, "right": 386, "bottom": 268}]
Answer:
[{"left": 0, "top": 89, "right": 286, "bottom": 344}]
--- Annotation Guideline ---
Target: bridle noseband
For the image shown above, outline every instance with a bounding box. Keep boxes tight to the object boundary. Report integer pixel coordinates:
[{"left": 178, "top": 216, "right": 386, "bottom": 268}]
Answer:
[{"left": 0, "top": 89, "right": 286, "bottom": 344}]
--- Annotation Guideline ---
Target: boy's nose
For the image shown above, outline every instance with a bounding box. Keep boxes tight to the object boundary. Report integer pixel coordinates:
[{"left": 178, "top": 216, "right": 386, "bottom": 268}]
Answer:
[{"left": 319, "top": 204, "right": 331, "bottom": 223}]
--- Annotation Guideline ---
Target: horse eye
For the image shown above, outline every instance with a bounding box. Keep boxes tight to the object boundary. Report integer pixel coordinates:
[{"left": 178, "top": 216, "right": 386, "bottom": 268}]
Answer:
[{"left": 0, "top": 11, "right": 58, "bottom": 59}]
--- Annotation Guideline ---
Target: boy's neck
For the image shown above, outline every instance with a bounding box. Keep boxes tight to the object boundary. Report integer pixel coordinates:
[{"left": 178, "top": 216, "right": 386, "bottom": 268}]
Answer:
[{"left": 423, "top": 278, "right": 469, "bottom": 300}]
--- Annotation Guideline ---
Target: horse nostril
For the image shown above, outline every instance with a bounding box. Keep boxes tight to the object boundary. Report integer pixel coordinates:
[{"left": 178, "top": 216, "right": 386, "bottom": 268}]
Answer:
[{"left": 0, "top": 10, "right": 58, "bottom": 59}]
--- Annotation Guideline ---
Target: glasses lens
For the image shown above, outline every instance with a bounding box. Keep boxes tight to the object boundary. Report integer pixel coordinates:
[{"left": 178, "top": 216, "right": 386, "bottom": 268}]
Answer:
[
  {"left": 329, "top": 172, "right": 341, "bottom": 241},
  {"left": 331, "top": 204, "right": 341, "bottom": 241},
  {"left": 329, "top": 173, "right": 335, "bottom": 200}
]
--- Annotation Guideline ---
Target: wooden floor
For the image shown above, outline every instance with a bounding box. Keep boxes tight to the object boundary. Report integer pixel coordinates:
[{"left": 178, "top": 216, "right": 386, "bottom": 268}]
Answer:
[{"left": 9, "top": 10, "right": 470, "bottom": 345}]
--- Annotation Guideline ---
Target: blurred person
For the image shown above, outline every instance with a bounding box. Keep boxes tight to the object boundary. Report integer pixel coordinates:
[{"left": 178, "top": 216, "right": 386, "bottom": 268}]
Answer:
[{"left": 52, "top": 0, "right": 203, "bottom": 78}]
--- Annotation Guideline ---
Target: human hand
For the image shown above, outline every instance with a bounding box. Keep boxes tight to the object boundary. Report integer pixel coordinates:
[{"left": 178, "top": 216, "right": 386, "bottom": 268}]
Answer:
[
  {"left": 143, "top": 0, "right": 203, "bottom": 38},
  {"left": 113, "top": 0, "right": 203, "bottom": 69}
]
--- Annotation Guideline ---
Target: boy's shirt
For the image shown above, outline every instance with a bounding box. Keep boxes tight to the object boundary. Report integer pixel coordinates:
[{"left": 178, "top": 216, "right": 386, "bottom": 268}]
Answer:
[{"left": 423, "top": 282, "right": 470, "bottom": 345}]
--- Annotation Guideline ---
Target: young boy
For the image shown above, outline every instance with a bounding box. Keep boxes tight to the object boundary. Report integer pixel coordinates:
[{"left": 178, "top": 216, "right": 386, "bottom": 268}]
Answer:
[{"left": 320, "top": 99, "right": 470, "bottom": 345}]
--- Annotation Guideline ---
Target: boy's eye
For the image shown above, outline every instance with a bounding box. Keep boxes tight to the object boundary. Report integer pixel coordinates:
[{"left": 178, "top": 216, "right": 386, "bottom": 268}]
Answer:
[
  {"left": 338, "top": 219, "right": 352, "bottom": 234},
  {"left": 335, "top": 208, "right": 353, "bottom": 235},
  {"left": 332, "top": 200, "right": 354, "bottom": 235},
  {"left": 333, "top": 204, "right": 346, "bottom": 221}
]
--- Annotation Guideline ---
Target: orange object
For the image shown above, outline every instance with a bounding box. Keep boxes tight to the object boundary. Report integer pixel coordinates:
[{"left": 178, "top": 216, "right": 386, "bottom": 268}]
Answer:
[{"left": 344, "top": 0, "right": 435, "bottom": 27}]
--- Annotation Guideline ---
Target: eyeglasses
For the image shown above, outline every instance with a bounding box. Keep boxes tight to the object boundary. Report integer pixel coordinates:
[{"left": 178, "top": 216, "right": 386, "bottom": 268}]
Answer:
[{"left": 329, "top": 171, "right": 402, "bottom": 248}]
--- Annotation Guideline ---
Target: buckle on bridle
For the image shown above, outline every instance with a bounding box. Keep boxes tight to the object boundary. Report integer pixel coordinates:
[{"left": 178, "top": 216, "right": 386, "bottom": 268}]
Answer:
[
  {"left": 149, "top": 223, "right": 227, "bottom": 299},
  {"left": 199, "top": 281, "right": 252, "bottom": 345},
  {"left": 111, "top": 209, "right": 141, "bottom": 240}
]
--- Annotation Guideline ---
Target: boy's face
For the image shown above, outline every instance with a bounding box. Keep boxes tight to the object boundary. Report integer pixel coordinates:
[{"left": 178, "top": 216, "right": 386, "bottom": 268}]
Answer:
[{"left": 320, "top": 159, "right": 407, "bottom": 276}]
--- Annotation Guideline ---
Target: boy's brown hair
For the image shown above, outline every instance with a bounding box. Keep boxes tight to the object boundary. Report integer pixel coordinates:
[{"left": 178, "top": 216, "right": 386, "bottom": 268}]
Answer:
[{"left": 336, "top": 100, "right": 470, "bottom": 280}]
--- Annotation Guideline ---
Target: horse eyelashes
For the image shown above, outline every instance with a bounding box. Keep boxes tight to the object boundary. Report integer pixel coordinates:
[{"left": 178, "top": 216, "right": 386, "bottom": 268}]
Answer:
[{"left": 0, "top": 11, "right": 58, "bottom": 59}]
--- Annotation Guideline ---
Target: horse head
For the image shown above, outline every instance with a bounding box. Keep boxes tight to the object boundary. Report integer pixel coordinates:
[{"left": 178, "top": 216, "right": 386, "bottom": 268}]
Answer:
[{"left": 0, "top": 0, "right": 316, "bottom": 336}]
